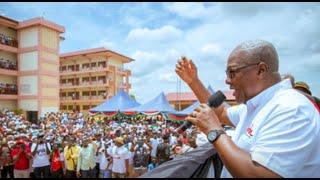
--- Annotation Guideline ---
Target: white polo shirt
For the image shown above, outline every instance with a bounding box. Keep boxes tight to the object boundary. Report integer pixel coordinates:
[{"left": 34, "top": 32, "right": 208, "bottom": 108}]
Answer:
[{"left": 221, "top": 79, "right": 320, "bottom": 178}]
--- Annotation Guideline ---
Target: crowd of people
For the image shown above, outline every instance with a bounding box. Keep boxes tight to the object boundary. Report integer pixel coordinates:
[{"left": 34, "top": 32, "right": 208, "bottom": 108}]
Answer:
[
  {"left": 0, "top": 34, "right": 18, "bottom": 47},
  {"left": 0, "top": 58, "right": 17, "bottom": 71},
  {"left": 0, "top": 83, "right": 18, "bottom": 95},
  {"left": 0, "top": 109, "right": 213, "bottom": 178}
]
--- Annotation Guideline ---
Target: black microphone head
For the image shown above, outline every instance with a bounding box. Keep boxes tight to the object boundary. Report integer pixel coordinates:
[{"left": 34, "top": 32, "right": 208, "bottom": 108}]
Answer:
[
  {"left": 207, "top": 90, "right": 226, "bottom": 108},
  {"left": 175, "top": 90, "right": 226, "bottom": 134}
]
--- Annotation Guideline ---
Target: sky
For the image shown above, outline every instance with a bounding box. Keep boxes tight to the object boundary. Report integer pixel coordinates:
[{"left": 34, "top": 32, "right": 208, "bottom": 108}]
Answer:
[{"left": 1, "top": 2, "right": 320, "bottom": 103}]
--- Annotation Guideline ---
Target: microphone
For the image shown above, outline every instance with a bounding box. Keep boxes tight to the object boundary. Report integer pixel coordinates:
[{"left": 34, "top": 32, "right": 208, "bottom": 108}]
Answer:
[{"left": 175, "top": 90, "right": 226, "bottom": 134}]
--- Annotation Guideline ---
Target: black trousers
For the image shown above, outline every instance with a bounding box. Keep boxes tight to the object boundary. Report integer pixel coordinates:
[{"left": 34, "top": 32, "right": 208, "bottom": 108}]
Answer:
[
  {"left": 1, "top": 165, "right": 14, "bottom": 178},
  {"left": 65, "top": 170, "right": 76, "bottom": 178},
  {"left": 95, "top": 163, "right": 100, "bottom": 178},
  {"left": 33, "top": 165, "right": 50, "bottom": 178},
  {"left": 51, "top": 168, "right": 63, "bottom": 178}
]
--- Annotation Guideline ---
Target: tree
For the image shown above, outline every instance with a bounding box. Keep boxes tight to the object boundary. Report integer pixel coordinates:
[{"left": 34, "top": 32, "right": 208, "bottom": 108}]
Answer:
[{"left": 130, "top": 93, "right": 136, "bottom": 101}]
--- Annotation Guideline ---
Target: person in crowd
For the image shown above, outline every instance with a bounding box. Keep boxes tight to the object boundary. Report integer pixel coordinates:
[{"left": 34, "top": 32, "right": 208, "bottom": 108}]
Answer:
[
  {"left": 0, "top": 139, "right": 14, "bottom": 178},
  {"left": 63, "top": 137, "right": 80, "bottom": 178},
  {"left": 11, "top": 139, "right": 32, "bottom": 178},
  {"left": 133, "top": 137, "right": 150, "bottom": 177},
  {"left": 175, "top": 39, "right": 320, "bottom": 177},
  {"left": 156, "top": 135, "right": 171, "bottom": 165},
  {"left": 98, "top": 142, "right": 112, "bottom": 178},
  {"left": 294, "top": 81, "right": 320, "bottom": 111},
  {"left": 147, "top": 157, "right": 157, "bottom": 172},
  {"left": 50, "top": 141, "right": 64, "bottom": 178},
  {"left": 282, "top": 74, "right": 320, "bottom": 112},
  {"left": 93, "top": 133, "right": 104, "bottom": 178},
  {"left": 76, "top": 137, "right": 95, "bottom": 178},
  {"left": 110, "top": 137, "right": 130, "bottom": 178},
  {"left": 31, "top": 133, "right": 51, "bottom": 178}
]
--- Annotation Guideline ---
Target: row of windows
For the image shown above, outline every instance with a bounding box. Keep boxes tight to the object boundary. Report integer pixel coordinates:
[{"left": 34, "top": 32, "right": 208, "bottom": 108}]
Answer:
[
  {"left": 60, "top": 104, "right": 97, "bottom": 111},
  {"left": 60, "top": 61, "right": 107, "bottom": 72}
]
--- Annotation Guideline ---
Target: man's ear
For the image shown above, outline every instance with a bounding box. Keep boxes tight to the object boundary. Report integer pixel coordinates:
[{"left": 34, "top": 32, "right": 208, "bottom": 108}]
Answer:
[{"left": 257, "top": 63, "right": 268, "bottom": 79}]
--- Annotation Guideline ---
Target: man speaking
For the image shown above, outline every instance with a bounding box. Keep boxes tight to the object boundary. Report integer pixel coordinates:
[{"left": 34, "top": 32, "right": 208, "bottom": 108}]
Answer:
[{"left": 175, "top": 40, "right": 320, "bottom": 178}]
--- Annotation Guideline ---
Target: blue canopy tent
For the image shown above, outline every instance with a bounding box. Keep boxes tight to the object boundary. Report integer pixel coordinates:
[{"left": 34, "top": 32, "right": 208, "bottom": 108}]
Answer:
[
  {"left": 123, "top": 92, "right": 177, "bottom": 115},
  {"left": 89, "top": 90, "right": 140, "bottom": 116}
]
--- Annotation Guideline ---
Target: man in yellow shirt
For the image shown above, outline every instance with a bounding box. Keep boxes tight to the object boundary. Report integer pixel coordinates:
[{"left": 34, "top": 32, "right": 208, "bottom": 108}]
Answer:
[{"left": 64, "top": 137, "right": 80, "bottom": 178}]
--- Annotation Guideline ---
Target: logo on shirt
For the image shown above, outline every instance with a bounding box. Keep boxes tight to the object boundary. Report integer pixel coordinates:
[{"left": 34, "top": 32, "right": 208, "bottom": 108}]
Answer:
[{"left": 246, "top": 127, "right": 253, "bottom": 137}]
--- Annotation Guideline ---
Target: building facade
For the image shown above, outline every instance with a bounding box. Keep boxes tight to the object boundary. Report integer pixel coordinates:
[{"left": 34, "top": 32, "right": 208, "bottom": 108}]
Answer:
[
  {"left": 0, "top": 15, "right": 133, "bottom": 121},
  {"left": 59, "top": 47, "right": 133, "bottom": 113},
  {"left": 0, "top": 15, "right": 65, "bottom": 122}
]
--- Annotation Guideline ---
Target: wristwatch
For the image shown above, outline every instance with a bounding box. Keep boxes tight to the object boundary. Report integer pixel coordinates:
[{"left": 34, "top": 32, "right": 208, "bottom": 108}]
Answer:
[{"left": 207, "top": 129, "right": 226, "bottom": 143}]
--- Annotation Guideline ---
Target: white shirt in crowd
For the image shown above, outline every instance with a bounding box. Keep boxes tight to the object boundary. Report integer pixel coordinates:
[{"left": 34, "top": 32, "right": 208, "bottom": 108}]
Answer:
[
  {"left": 95, "top": 140, "right": 105, "bottom": 164},
  {"left": 99, "top": 151, "right": 111, "bottom": 170},
  {"left": 149, "top": 137, "right": 159, "bottom": 158},
  {"left": 221, "top": 79, "right": 320, "bottom": 178},
  {"left": 169, "top": 134, "right": 177, "bottom": 146},
  {"left": 109, "top": 145, "right": 130, "bottom": 174},
  {"left": 31, "top": 143, "right": 51, "bottom": 168}
]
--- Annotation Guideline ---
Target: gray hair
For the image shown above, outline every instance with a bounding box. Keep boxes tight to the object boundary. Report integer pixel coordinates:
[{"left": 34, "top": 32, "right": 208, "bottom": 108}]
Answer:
[{"left": 231, "top": 40, "right": 279, "bottom": 72}]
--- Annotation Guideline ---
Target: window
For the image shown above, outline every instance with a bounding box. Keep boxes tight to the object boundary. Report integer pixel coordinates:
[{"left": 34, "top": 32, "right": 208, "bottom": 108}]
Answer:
[{"left": 83, "top": 105, "right": 90, "bottom": 110}]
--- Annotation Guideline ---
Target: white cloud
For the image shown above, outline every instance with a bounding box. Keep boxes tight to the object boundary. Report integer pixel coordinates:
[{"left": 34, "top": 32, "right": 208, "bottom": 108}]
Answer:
[
  {"left": 126, "top": 25, "right": 183, "bottom": 43},
  {"left": 90, "top": 39, "right": 116, "bottom": 49},
  {"left": 201, "top": 43, "right": 221, "bottom": 55},
  {"left": 163, "top": 2, "right": 220, "bottom": 20}
]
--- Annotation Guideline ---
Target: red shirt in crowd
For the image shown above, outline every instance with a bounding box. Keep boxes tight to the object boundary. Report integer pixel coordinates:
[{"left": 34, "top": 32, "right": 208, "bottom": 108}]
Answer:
[
  {"left": 51, "top": 150, "right": 62, "bottom": 172},
  {"left": 10, "top": 144, "right": 31, "bottom": 170}
]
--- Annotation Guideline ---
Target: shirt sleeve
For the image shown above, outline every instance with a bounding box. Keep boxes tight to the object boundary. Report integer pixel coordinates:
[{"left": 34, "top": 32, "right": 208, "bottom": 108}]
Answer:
[
  {"left": 226, "top": 104, "right": 245, "bottom": 127},
  {"left": 251, "top": 105, "right": 318, "bottom": 178}
]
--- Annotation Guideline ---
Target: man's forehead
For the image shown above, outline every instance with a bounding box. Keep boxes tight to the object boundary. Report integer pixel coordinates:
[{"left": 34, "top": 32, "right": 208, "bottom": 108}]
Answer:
[{"left": 227, "top": 50, "right": 249, "bottom": 67}]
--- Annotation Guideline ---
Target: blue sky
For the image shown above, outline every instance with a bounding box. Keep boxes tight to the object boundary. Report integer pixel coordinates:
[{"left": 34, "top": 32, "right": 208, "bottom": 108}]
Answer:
[{"left": 1, "top": 2, "right": 320, "bottom": 103}]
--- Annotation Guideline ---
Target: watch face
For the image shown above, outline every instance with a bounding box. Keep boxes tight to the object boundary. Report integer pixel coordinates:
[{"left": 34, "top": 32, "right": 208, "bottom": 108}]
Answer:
[{"left": 208, "top": 131, "right": 217, "bottom": 142}]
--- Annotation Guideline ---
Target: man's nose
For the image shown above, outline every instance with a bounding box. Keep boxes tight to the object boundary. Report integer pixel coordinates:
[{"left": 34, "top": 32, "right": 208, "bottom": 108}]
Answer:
[{"left": 225, "top": 76, "right": 232, "bottom": 85}]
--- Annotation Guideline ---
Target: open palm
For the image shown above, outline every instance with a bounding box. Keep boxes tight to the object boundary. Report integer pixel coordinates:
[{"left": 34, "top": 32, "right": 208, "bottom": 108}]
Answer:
[{"left": 175, "top": 57, "right": 198, "bottom": 84}]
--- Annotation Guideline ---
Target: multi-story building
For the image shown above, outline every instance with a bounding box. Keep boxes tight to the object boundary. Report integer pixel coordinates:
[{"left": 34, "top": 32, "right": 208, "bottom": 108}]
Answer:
[
  {"left": 59, "top": 47, "right": 133, "bottom": 113},
  {"left": 0, "top": 15, "right": 133, "bottom": 121},
  {"left": 0, "top": 15, "right": 65, "bottom": 122},
  {"left": 166, "top": 90, "right": 236, "bottom": 111}
]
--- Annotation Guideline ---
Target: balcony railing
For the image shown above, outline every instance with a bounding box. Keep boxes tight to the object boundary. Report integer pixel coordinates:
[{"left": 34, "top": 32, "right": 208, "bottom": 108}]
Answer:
[
  {"left": 0, "top": 34, "right": 18, "bottom": 48},
  {"left": 0, "top": 83, "right": 18, "bottom": 95},
  {"left": 60, "top": 95, "right": 106, "bottom": 102},
  {"left": 60, "top": 80, "right": 109, "bottom": 89}
]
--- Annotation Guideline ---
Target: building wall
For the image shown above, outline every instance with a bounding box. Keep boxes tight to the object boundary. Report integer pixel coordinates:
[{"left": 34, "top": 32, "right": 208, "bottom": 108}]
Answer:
[
  {"left": 40, "top": 75, "right": 58, "bottom": 85},
  {"left": 19, "top": 51, "right": 38, "bottom": 71},
  {"left": 38, "top": 26, "right": 60, "bottom": 116},
  {"left": 109, "top": 58, "right": 123, "bottom": 67},
  {"left": 0, "top": 100, "right": 17, "bottom": 110},
  {"left": 41, "top": 27, "right": 58, "bottom": 50},
  {"left": 19, "top": 76, "right": 37, "bottom": 95},
  {"left": 19, "top": 27, "right": 38, "bottom": 48},
  {"left": 20, "top": 99, "right": 38, "bottom": 111},
  {"left": 41, "top": 51, "right": 59, "bottom": 61},
  {"left": 41, "top": 62, "right": 58, "bottom": 72}
]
